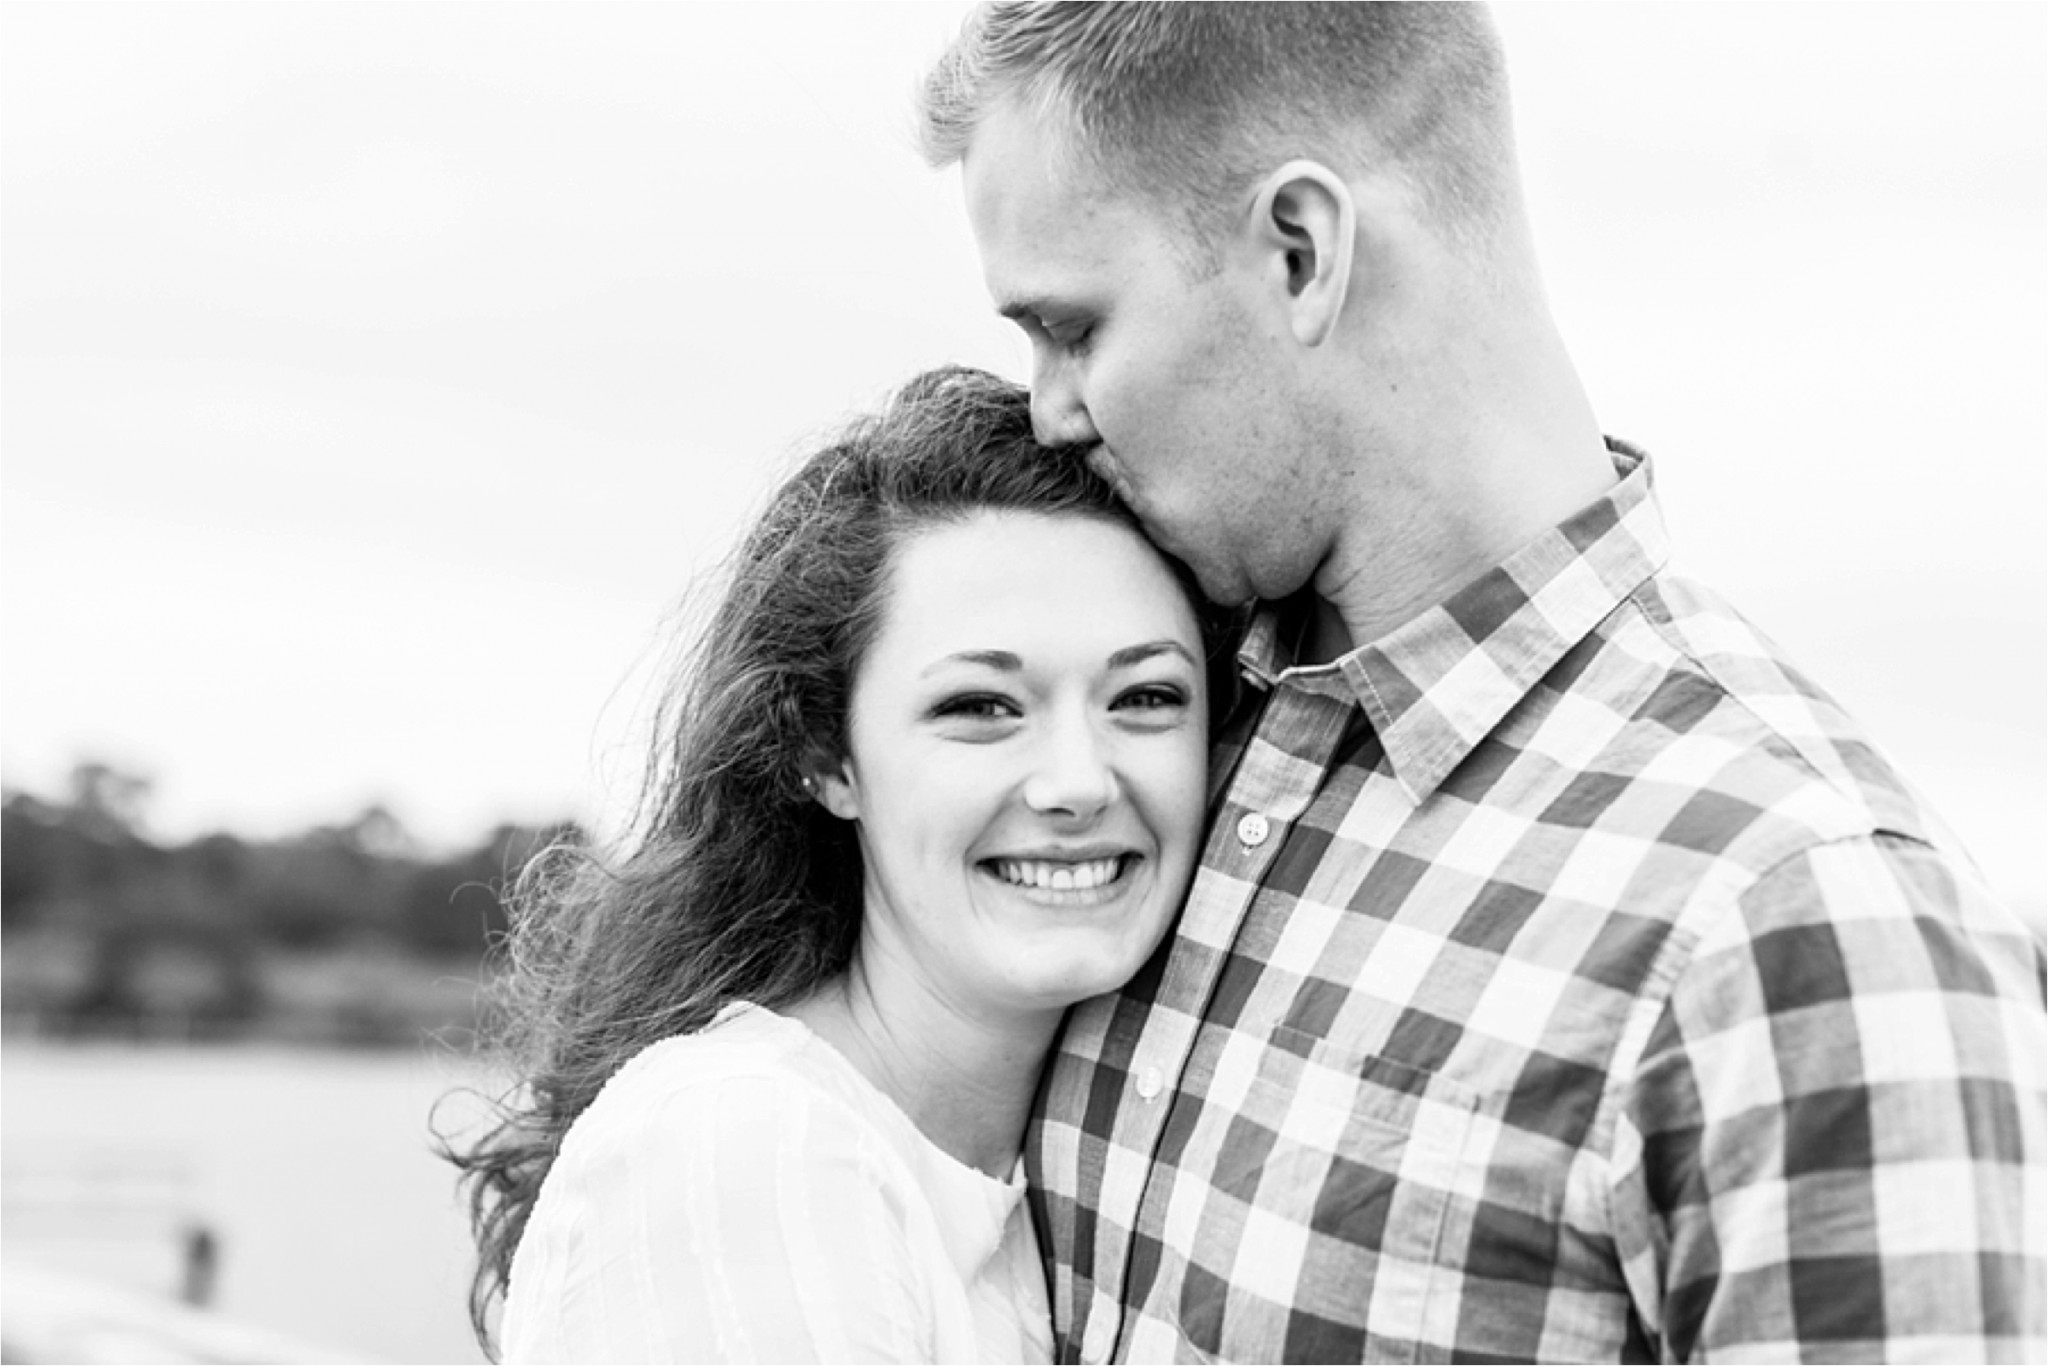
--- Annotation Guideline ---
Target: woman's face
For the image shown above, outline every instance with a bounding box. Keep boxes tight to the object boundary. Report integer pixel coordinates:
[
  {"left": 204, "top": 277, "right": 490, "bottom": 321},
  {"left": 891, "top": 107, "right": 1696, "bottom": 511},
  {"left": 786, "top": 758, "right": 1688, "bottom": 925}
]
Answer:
[{"left": 814, "top": 509, "right": 1208, "bottom": 1023}]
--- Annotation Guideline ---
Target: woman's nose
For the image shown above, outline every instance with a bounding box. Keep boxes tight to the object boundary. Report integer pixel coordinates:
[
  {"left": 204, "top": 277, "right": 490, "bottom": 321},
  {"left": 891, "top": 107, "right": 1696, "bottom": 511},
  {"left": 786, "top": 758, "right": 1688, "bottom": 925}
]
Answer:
[{"left": 1022, "top": 714, "right": 1116, "bottom": 819}]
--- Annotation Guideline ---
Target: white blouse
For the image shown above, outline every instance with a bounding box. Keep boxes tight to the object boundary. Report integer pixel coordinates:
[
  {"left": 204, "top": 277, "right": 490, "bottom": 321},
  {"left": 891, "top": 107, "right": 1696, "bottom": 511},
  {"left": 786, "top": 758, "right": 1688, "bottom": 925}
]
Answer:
[{"left": 500, "top": 1002, "right": 1053, "bottom": 1364}]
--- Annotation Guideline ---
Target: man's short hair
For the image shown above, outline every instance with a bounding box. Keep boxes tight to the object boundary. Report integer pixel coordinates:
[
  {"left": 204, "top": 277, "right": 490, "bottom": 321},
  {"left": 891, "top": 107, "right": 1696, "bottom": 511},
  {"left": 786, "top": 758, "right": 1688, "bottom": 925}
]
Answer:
[{"left": 918, "top": 2, "right": 1519, "bottom": 255}]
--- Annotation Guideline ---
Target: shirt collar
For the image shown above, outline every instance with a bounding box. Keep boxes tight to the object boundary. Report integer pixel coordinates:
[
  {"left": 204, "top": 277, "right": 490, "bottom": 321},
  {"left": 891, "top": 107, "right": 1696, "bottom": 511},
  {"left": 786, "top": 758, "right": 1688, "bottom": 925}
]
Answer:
[{"left": 1239, "top": 440, "right": 1669, "bottom": 805}]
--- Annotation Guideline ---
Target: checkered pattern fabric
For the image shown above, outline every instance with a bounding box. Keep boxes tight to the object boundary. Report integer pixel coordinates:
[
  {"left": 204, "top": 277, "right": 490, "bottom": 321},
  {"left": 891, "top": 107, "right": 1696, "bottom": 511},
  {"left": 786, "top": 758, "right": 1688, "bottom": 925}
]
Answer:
[{"left": 1026, "top": 445, "right": 2047, "bottom": 1363}]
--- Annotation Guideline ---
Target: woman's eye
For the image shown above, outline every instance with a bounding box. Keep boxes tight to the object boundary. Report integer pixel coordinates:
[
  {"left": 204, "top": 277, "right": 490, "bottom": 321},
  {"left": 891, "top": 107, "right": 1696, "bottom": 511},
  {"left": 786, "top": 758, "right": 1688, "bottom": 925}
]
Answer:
[
  {"left": 932, "top": 694, "right": 1019, "bottom": 722},
  {"left": 1114, "top": 684, "right": 1188, "bottom": 712}
]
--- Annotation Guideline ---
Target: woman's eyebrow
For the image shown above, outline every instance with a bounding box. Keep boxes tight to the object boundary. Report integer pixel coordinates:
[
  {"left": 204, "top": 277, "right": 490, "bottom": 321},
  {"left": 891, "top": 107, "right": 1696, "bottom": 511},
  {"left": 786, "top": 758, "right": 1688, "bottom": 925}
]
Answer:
[
  {"left": 919, "top": 642, "right": 1194, "bottom": 677},
  {"left": 1108, "top": 641, "right": 1197, "bottom": 670},
  {"left": 922, "top": 649, "right": 1023, "bottom": 677}
]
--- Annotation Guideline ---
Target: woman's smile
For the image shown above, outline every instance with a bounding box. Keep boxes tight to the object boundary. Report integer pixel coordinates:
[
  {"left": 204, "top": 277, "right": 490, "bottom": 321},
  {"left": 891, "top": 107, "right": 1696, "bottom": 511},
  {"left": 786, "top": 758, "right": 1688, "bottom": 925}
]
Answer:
[
  {"left": 987, "top": 854, "right": 1127, "bottom": 892},
  {"left": 979, "top": 851, "right": 1146, "bottom": 905}
]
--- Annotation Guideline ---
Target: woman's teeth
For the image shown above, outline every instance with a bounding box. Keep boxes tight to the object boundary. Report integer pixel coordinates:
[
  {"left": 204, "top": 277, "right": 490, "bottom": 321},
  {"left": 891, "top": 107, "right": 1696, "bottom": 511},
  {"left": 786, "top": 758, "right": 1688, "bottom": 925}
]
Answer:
[{"left": 991, "top": 857, "right": 1124, "bottom": 891}]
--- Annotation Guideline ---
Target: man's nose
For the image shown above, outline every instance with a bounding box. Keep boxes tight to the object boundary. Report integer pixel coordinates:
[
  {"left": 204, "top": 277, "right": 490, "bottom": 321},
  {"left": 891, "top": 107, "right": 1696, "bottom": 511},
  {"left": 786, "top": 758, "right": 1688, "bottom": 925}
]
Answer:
[
  {"left": 1022, "top": 712, "right": 1116, "bottom": 820},
  {"left": 1029, "top": 354, "right": 1099, "bottom": 449}
]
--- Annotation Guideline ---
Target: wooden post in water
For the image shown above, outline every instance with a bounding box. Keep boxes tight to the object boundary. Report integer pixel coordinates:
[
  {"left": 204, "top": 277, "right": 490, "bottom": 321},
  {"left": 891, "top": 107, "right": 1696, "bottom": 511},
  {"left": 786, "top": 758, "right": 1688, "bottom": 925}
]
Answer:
[{"left": 178, "top": 1222, "right": 219, "bottom": 1307}]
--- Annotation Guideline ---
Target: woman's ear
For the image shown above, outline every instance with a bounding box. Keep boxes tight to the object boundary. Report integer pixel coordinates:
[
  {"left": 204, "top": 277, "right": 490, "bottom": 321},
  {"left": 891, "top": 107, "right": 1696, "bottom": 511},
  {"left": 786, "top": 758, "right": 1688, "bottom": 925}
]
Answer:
[
  {"left": 1247, "top": 159, "right": 1355, "bottom": 349},
  {"left": 808, "top": 757, "right": 861, "bottom": 822}
]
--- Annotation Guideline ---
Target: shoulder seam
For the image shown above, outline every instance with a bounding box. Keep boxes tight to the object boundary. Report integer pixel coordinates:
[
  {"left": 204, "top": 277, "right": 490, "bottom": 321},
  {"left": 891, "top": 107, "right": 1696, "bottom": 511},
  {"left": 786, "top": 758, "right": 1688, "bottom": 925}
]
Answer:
[{"left": 1619, "top": 581, "right": 1906, "bottom": 842}]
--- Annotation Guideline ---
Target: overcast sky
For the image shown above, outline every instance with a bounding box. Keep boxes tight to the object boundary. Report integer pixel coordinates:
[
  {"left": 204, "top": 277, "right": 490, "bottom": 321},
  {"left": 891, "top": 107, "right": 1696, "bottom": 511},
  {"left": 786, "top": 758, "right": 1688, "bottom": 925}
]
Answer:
[{"left": 4, "top": 3, "right": 2042, "bottom": 916}]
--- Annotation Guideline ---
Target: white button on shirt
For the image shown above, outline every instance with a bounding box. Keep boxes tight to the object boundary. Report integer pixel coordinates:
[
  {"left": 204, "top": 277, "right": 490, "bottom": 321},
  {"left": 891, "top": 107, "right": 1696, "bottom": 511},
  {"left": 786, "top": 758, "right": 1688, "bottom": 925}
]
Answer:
[
  {"left": 1236, "top": 811, "right": 1271, "bottom": 847},
  {"left": 1135, "top": 1066, "right": 1163, "bottom": 1101}
]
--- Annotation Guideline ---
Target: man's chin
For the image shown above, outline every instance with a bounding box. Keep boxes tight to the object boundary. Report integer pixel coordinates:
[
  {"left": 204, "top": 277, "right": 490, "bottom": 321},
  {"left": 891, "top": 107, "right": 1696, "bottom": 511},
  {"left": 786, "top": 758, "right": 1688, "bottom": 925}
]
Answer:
[
  {"left": 1184, "top": 559, "right": 1256, "bottom": 609},
  {"left": 1200, "top": 581, "right": 1258, "bottom": 610}
]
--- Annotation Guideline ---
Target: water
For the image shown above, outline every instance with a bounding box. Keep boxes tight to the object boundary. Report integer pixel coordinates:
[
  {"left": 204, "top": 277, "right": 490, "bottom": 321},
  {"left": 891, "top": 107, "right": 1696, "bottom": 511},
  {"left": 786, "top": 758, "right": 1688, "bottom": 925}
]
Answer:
[{"left": 1, "top": 1040, "right": 494, "bottom": 1364}]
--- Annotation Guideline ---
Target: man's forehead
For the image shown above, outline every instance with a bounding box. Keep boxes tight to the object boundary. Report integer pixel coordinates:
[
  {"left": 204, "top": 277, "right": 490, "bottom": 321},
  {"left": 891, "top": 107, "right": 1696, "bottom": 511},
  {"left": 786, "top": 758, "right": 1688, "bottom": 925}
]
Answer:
[
  {"left": 963, "top": 106, "right": 1154, "bottom": 303},
  {"left": 963, "top": 114, "right": 1069, "bottom": 296},
  {"left": 961, "top": 99, "right": 1063, "bottom": 220}
]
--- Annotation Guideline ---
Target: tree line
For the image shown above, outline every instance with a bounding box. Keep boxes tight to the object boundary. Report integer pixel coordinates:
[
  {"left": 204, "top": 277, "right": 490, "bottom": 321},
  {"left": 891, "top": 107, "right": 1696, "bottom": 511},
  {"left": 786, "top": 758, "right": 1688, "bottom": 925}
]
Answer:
[{"left": 1, "top": 763, "right": 575, "bottom": 1046}]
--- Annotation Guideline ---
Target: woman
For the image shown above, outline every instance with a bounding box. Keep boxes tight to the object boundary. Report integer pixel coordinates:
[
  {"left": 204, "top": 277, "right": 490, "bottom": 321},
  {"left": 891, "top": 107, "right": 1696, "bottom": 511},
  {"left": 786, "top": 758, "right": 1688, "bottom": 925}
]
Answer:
[{"left": 450, "top": 367, "right": 1219, "bottom": 1362}]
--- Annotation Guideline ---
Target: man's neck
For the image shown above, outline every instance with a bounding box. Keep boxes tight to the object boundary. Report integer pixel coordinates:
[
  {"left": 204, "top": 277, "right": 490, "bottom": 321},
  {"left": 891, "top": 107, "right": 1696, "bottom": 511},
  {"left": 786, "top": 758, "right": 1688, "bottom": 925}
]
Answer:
[
  {"left": 1312, "top": 368, "right": 1617, "bottom": 658},
  {"left": 1284, "top": 592, "right": 1356, "bottom": 668},
  {"left": 1301, "top": 246, "right": 1618, "bottom": 657},
  {"left": 1311, "top": 447, "right": 1616, "bottom": 657}
]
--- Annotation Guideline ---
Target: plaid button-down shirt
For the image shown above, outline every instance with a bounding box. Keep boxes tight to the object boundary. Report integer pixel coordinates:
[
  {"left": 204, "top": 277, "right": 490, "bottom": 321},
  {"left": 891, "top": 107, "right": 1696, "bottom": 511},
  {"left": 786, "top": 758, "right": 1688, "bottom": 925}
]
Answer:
[{"left": 1027, "top": 444, "right": 2046, "bottom": 1363}]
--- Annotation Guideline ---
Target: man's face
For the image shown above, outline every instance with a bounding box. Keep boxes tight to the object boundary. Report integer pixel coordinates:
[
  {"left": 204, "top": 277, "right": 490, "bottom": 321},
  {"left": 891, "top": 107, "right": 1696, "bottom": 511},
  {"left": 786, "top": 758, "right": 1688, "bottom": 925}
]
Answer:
[{"left": 962, "top": 99, "right": 1333, "bottom": 608}]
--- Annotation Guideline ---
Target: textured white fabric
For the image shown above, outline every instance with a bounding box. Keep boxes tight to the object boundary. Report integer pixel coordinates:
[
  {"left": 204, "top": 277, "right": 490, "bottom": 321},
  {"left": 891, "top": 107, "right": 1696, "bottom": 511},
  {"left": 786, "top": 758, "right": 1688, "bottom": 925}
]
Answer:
[{"left": 500, "top": 1002, "right": 1053, "bottom": 1364}]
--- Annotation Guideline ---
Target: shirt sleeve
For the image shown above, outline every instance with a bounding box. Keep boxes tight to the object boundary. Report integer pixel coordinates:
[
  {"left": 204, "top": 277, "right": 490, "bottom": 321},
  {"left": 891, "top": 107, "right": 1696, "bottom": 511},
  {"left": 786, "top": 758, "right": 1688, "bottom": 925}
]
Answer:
[
  {"left": 501, "top": 1069, "right": 935, "bottom": 1364},
  {"left": 1612, "top": 832, "right": 2047, "bottom": 1363}
]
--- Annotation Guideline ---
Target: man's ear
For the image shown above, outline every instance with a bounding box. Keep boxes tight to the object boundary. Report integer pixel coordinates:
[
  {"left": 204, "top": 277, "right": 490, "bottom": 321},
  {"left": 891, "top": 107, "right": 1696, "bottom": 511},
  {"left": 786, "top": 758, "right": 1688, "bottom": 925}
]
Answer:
[
  {"left": 1248, "top": 159, "right": 1355, "bottom": 348},
  {"left": 809, "top": 756, "right": 861, "bottom": 822}
]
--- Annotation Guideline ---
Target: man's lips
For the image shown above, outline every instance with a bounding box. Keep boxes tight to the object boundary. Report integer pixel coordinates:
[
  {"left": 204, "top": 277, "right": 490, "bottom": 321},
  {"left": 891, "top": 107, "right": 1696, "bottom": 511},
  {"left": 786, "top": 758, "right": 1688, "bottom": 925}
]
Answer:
[{"left": 1083, "top": 447, "right": 1135, "bottom": 503}]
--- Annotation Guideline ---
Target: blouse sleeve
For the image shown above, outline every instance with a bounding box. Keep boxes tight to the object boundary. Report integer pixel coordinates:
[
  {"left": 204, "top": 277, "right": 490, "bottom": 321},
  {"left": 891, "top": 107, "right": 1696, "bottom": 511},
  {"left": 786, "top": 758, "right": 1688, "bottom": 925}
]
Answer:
[{"left": 502, "top": 1069, "right": 935, "bottom": 1364}]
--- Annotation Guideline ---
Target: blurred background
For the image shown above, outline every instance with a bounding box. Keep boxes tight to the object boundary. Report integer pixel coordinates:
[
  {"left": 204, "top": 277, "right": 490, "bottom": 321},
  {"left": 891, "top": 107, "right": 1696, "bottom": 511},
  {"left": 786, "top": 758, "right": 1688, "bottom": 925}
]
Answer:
[{"left": 3, "top": 3, "right": 2041, "bottom": 1361}]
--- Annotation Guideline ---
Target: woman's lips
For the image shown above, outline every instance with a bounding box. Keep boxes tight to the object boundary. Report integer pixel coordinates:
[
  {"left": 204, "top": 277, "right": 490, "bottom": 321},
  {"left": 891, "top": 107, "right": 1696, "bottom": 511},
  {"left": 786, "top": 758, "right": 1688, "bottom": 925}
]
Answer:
[{"left": 985, "top": 854, "right": 1133, "bottom": 891}]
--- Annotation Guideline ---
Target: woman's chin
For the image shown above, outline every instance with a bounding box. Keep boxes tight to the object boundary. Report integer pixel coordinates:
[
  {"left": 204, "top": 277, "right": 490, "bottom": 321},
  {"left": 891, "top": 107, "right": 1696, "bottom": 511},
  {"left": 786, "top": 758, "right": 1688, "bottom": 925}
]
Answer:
[{"left": 983, "top": 933, "right": 1170, "bottom": 1015}]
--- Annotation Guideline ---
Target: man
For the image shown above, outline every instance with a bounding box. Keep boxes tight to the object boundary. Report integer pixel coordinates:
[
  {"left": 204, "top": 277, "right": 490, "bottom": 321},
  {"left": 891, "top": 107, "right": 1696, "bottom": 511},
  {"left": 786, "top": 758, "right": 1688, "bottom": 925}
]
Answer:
[{"left": 918, "top": 5, "right": 2046, "bottom": 1362}]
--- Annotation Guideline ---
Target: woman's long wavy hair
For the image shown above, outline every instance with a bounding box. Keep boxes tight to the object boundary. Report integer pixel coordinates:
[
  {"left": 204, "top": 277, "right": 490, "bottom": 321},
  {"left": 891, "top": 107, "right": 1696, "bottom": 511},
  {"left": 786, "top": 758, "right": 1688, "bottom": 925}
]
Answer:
[{"left": 444, "top": 366, "right": 1221, "bottom": 1354}]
